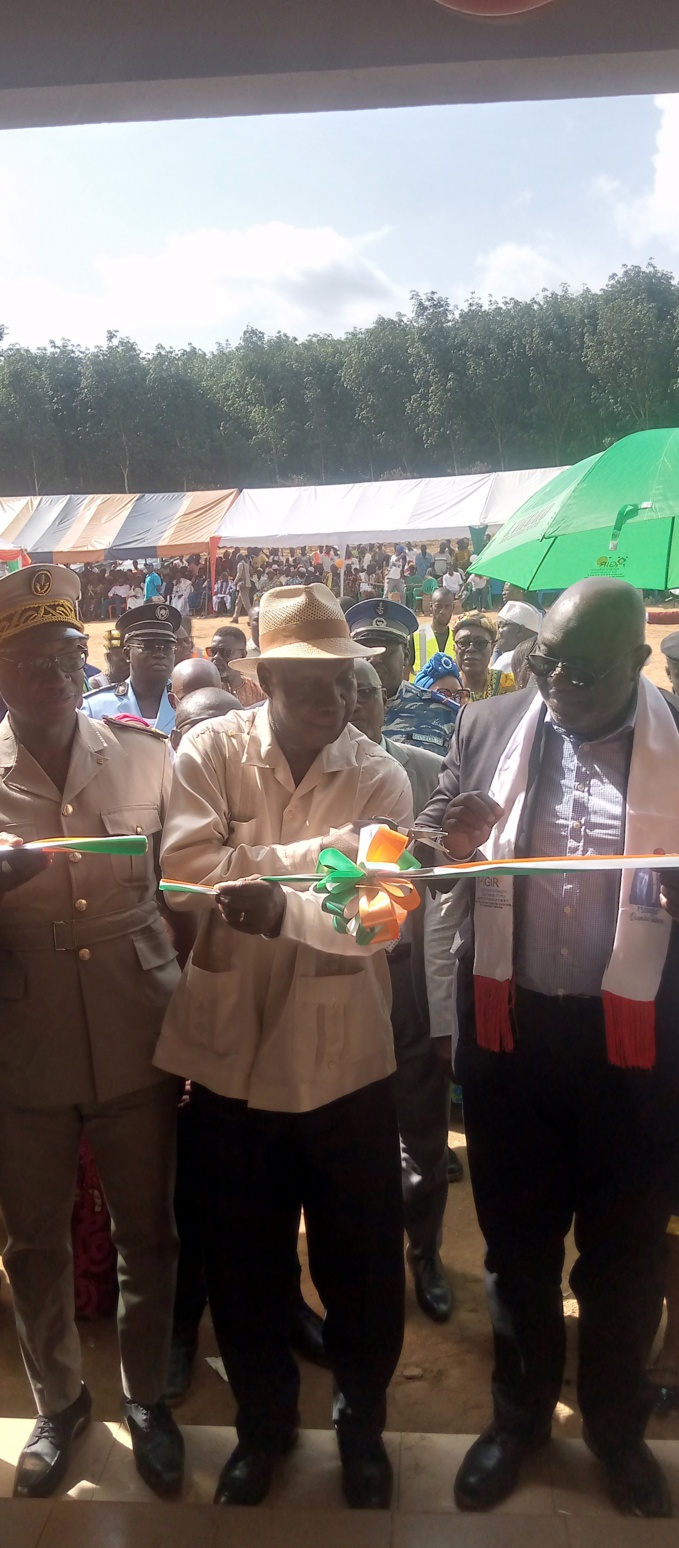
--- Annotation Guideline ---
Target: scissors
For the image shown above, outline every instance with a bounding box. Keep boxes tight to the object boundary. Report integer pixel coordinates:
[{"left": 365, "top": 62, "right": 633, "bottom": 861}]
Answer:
[{"left": 368, "top": 817, "right": 451, "bottom": 860}]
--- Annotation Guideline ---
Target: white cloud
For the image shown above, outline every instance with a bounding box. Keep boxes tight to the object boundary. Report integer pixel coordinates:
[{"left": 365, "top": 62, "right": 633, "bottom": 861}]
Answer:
[
  {"left": 471, "top": 241, "right": 572, "bottom": 301},
  {"left": 603, "top": 94, "right": 679, "bottom": 253},
  {"left": 0, "top": 222, "right": 406, "bottom": 349}
]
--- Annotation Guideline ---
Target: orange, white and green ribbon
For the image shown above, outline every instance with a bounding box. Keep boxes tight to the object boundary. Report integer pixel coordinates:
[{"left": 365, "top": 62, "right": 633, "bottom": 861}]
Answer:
[
  {"left": 312, "top": 826, "right": 423, "bottom": 945},
  {"left": 0, "top": 836, "right": 148, "bottom": 856},
  {"left": 160, "top": 846, "right": 679, "bottom": 899}
]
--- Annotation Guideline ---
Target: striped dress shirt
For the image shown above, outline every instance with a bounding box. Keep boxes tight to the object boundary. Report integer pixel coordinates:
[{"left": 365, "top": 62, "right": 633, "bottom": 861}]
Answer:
[{"left": 514, "top": 707, "right": 634, "bottom": 998}]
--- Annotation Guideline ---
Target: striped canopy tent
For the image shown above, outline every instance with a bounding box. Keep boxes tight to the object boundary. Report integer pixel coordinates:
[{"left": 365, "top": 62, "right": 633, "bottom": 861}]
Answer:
[{"left": 0, "top": 490, "right": 239, "bottom": 563}]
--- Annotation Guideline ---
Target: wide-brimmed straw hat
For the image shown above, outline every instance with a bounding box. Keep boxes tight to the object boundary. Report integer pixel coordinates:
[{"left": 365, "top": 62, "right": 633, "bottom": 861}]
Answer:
[{"left": 230, "top": 584, "right": 384, "bottom": 678}]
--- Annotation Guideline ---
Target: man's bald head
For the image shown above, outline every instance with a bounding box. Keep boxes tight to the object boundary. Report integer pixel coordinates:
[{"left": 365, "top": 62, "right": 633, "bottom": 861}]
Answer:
[
  {"left": 170, "top": 656, "right": 221, "bottom": 701},
  {"left": 172, "top": 686, "right": 241, "bottom": 747},
  {"left": 540, "top": 578, "right": 647, "bottom": 655},
  {"left": 534, "top": 578, "right": 650, "bottom": 736}
]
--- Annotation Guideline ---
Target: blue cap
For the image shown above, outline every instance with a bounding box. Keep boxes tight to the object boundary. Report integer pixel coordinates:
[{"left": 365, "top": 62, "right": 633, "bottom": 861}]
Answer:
[{"left": 345, "top": 597, "right": 419, "bottom": 646}]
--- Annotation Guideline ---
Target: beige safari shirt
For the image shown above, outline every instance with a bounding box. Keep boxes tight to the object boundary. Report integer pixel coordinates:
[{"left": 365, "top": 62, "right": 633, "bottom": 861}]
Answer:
[
  {"left": 155, "top": 704, "right": 414, "bottom": 1112},
  {"left": 0, "top": 711, "right": 180, "bottom": 1107}
]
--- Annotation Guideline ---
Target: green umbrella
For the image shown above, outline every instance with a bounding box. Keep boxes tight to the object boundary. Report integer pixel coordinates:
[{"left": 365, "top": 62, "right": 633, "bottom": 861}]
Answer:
[{"left": 470, "top": 428, "right": 679, "bottom": 591}]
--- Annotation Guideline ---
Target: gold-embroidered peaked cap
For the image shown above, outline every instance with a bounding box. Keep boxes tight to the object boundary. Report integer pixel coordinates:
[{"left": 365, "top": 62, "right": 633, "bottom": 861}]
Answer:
[{"left": 0, "top": 564, "right": 84, "bottom": 647}]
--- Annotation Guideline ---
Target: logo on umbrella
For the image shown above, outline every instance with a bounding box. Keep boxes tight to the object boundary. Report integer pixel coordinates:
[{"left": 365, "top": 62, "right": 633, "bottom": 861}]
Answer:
[{"left": 595, "top": 555, "right": 627, "bottom": 572}]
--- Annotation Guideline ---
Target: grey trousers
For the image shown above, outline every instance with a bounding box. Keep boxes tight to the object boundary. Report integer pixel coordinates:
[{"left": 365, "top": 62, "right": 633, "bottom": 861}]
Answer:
[
  {"left": 0, "top": 1078, "right": 179, "bottom": 1416},
  {"left": 390, "top": 945, "right": 450, "bottom": 1259},
  {"left": 395, "top": 1047, "right": 450, "bottom": 1257}
]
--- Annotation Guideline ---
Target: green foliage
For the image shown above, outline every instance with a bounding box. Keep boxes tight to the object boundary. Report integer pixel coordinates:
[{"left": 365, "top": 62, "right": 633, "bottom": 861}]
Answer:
[{"left": 0, "top": 264, "right": 678, "bottom": 495}]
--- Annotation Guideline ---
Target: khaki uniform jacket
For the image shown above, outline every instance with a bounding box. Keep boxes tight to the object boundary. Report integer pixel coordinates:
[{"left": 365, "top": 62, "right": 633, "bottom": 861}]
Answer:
[
  {"left": 155, "top": 704, "right": 413, "bottom": 1113},
  {"left": 0, "top": 712, "right": 180, "bottom": 1108}
]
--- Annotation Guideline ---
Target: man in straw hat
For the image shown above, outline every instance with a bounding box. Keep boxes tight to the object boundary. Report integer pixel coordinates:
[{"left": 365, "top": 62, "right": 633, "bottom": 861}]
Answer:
[
  {"left": 156, "top": 583, "right": 413, "bottom": 1509},
  {"left": 0, "top": 564, "right": 185, "bottom": 1499}
]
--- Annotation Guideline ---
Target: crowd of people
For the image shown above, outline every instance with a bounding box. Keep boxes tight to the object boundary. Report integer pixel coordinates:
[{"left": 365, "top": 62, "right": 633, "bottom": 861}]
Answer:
[
  {"left": 0, "top": 557, "right": 678, "bottom": 1521},
  {"left": 74, "top": 536, "right": 495, "bottom": 629}
]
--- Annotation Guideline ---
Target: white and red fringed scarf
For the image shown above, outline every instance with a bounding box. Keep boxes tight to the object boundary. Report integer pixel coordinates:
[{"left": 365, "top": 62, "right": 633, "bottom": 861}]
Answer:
[{"left": 473, "top": 675, "right": 679, "bottom": 1070}]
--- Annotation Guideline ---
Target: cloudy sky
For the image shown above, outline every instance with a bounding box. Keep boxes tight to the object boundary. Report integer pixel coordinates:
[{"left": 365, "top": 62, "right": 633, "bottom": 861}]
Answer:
[{"left": 0, "top": 91, "right": 678, "bottom": 351}]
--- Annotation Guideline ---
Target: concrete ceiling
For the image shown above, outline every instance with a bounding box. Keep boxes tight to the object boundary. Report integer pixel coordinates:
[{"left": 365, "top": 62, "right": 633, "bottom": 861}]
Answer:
[{"left": 1, "top": 0, "right": 678, "bottom": 129}]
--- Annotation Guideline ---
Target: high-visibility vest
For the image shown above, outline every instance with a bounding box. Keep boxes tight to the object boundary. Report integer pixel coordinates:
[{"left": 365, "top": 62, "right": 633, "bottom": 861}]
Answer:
[{"left": 411, "top": 624, "right": 456, "bottom": 679}]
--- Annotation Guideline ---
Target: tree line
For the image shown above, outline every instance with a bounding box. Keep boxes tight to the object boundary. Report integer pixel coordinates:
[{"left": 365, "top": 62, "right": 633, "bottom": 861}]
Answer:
[{"left": 0, "top": 262, "right": 678, "bottom": 497}]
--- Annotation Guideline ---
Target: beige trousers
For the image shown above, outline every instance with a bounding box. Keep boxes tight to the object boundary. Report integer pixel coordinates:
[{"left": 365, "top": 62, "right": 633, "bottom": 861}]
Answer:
[{"left": 0, "top": 1079, "right": 179, "bottom": 1415}]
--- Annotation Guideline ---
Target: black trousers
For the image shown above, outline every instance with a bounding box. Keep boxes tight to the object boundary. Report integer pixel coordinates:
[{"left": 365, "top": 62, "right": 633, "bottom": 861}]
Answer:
[
  {"left": 173, "top": 1095, "right": 208, "bottom": 1336},
  {"left": 173, "top": 1095, "right": 311, "bottom": 1336},
  {"left": 462, "top": 989, "right": 679, "bottom": 1450},
  {"left": 190, "top": 1077, "right": 405, "bottom": 1451}
]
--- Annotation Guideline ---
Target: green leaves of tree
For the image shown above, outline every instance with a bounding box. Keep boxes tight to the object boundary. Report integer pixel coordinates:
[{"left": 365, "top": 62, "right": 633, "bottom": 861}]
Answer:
[{"left": 0, "top": 263, "right": 677, "bottom": 495}]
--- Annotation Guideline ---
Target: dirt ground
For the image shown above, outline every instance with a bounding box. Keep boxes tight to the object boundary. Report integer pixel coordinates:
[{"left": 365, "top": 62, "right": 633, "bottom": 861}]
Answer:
[{"left": 0, "top": 610, "right": 676, "bottom": 1438}]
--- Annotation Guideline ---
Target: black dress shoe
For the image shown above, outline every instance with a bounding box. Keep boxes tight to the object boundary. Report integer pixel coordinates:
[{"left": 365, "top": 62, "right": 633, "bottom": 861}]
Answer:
[
  {"left": 164, "top": 1331, "right": 199, "bottom": 1407},
  {"left": 214, "top": 1433, "right": 298, "bottom": 1506},
  {"left": 123, "top": 1398, "right": 185, "bottom": 1498},
  {"left": 454, "top": 1423, "right": 551, "bottom": 1511},
  {"left": 408, "top": 1248, "right": 452, "bottom": 1322},
  {"left": 583, "top": 1428, "right": 672, "bottom": 1517},
  {"left": 291, "top": 1300, "right": 329, "bottom": 1368},
  {"left": 447, "top": 1147, "right": 464, "bottom": 1183},
  {"left": 13, "top": 1385, "right": 92, "bottom": 1498},
  {"left": 339, "top": 1437, "right": 393, "bottom": 1509}
]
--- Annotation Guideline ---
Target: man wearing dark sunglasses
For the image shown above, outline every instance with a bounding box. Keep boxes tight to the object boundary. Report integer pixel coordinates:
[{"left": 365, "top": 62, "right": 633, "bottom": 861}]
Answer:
[
  {"left": 0, "top": 565, "right": 184, "bottom": 1501},
  {"left": 417, "top": 577, "right": 679, "bottom": 1519}
]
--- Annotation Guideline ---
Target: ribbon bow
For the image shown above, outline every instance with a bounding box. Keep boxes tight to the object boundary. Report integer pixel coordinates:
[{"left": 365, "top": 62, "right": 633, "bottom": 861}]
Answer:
[{"left": 313, "top": 826, "right": 422, "bottom": 945}]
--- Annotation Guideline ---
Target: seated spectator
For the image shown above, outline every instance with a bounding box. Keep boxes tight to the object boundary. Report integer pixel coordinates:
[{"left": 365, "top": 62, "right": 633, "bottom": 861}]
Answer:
[
  {"left": 172, "top": 570, "right": 193, "bottom": 616},
  {"left": 107, "top": 577, "right": 131, "bottom": 618}
]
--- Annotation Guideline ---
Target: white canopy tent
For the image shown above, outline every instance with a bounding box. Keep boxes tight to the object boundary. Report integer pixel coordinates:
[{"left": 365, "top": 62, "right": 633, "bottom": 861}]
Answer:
[{"left": 215, "top": 468, "right": 565, "bottom": 553}]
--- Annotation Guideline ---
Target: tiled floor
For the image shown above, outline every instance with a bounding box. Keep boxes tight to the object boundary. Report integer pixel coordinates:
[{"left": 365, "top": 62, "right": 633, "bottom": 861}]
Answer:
[{"left": 1, "top": 1426, "right": 678, "bottom": 1546}]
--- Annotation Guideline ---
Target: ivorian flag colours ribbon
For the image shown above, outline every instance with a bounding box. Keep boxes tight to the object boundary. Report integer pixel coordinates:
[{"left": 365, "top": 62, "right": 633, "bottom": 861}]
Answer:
[
  {"left": 160, "top": 832, "right": 679, "bottom": 930},
  {"left": 312, "top": 827, "right": 422, "bottom": 944},
  {"left": 0, "top": 836, "right": 148, "bottom": 856}
]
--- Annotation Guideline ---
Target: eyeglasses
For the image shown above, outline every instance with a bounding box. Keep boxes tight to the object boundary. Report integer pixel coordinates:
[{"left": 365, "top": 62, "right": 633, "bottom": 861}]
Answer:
[
  {"left": 130, "top": 640, "right": 175, "bottom": 656},
  {"left": 355, "top": 686, "right": 382, "bottom": 704},
  {"left": 527, "top": 650, "right": 633, "bottom": 690},
  {"left": 0, "top": 646, "right": 88, "bottom": 678},
  {"left": 436, "top": 686, "right": 471, "bottom": 703},
  {"left": 454, "top": 635, "right": 493, "bottom": 651}
]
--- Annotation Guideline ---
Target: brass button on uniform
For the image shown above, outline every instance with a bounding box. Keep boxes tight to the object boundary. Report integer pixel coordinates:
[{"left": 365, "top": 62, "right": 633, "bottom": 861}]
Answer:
[
  {"left": 68, "top": 852, "right": 82, "bottom": 864},
  {"left": 135, "top": 826, "right": 144, "bottom": 835},
  {"left": 75, "top": 899, "right": 88, "bottom": 912},
  {"left": 78, "top": 948, "right": 91, "bottom": 962},
  {"left": 62, "top": 803, "right": 73, "bottom": 816}
]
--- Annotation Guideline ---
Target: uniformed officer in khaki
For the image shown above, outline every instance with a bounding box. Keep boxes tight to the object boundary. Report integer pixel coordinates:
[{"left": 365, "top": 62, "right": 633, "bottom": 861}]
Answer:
[{"left": 0, "top": 565, "right": 184, "bottom": 1500}]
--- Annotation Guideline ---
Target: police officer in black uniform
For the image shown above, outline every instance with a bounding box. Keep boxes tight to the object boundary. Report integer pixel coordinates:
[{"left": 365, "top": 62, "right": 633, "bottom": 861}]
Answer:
[{"left": 346, "top": 599, "right": 460, "bottom": 758}]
